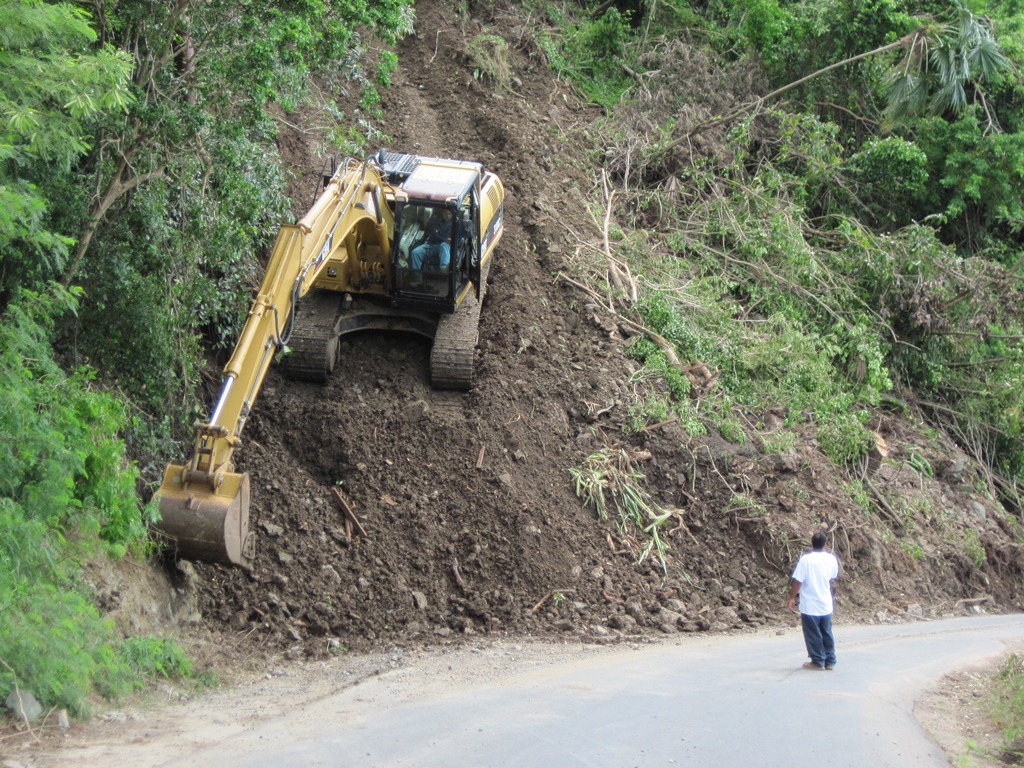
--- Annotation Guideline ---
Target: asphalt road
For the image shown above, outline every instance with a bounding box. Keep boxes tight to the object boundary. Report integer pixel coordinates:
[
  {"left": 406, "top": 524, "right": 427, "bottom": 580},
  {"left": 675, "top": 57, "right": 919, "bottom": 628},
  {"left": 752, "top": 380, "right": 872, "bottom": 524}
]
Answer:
[{"left": 165, "top": 614, "right": 1024, "bottom": 768}]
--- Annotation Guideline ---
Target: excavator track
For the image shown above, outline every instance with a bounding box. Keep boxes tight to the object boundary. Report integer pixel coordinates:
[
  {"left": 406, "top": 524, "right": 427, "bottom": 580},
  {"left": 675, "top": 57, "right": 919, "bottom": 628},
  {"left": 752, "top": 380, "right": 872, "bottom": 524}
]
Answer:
[
  {"left": 281, "top": 291, "right": 343, "bottom": 382},
  {"left": 430, "top": 263, "right": 490, "bottom": 390}
]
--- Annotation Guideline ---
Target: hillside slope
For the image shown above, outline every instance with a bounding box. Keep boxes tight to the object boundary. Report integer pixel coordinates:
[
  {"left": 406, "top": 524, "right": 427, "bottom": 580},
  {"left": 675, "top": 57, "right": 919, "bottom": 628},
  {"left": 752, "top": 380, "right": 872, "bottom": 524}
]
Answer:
[{"left": 146, "top": 0, "right": 1024, "bottom": 662}]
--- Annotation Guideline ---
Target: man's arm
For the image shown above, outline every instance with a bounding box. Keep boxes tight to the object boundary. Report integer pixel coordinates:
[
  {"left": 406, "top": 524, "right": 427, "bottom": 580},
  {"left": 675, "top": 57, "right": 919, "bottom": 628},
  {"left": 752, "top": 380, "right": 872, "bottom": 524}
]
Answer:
[{"left": 787, "top": 578, "right": 801, "bottom": 611}]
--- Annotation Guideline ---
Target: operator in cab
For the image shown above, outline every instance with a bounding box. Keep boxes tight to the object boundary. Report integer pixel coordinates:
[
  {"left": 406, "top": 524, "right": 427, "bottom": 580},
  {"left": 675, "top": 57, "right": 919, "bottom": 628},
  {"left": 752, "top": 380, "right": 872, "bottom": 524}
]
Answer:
[{"left": 411, "top": 207, "right": 454, "bottom": 274}]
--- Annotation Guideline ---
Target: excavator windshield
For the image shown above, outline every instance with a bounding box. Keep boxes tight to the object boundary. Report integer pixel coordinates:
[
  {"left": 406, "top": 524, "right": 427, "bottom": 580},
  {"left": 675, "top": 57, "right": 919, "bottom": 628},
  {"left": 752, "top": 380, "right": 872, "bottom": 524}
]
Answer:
[{"left": 395, "top": 203, "right": 457, "bottom": 297}]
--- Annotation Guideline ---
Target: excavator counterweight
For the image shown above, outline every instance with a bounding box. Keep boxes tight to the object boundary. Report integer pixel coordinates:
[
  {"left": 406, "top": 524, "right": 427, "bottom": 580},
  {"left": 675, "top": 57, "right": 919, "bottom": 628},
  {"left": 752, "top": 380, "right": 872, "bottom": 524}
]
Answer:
[{"left": 155, "top": 151, "right": 504, "bottom": 568}]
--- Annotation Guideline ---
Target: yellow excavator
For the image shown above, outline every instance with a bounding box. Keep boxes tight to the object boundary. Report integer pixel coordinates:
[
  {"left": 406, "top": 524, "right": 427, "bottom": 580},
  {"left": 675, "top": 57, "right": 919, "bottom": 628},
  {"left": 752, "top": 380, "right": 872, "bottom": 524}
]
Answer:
[{"left": 155, "top": 150, "right": 505, "bottom": 568}]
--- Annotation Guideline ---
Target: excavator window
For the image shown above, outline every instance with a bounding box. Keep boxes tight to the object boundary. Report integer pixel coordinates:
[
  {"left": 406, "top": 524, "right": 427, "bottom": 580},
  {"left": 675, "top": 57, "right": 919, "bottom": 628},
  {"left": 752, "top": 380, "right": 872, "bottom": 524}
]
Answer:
[{"left": 395, "top": 203, "right": 456, "bottom": 297}]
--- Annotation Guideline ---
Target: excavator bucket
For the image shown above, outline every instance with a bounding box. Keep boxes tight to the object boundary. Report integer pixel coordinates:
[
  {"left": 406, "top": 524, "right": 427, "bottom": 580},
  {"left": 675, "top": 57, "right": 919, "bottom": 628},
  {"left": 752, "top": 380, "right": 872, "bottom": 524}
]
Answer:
[{"left": 156, "top": 465, "right": 255, "bottom": 569}]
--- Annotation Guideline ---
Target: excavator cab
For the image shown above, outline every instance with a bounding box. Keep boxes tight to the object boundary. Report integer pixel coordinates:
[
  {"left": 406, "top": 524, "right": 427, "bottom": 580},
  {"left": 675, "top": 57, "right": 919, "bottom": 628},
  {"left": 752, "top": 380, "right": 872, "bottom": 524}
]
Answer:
[
  {"left": 393, "top": 192, "right": 482, "bottom": 303},
  {"left": 394, "top": 202, "right": 458, "bottom": 299}
]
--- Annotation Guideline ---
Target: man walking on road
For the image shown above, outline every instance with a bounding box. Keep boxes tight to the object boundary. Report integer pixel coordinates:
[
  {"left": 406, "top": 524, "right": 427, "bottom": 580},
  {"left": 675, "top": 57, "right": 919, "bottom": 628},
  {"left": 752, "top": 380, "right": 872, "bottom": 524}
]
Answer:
[{"left": 787, "top": 531, "right": 840, "bottom": 670}]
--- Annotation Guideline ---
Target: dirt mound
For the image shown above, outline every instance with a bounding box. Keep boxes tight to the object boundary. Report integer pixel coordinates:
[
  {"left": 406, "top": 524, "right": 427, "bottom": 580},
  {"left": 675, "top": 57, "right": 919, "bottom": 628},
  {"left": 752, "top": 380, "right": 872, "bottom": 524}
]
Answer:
[{"left": 172, "top": 0, "right": 1024, "bottom": 663}]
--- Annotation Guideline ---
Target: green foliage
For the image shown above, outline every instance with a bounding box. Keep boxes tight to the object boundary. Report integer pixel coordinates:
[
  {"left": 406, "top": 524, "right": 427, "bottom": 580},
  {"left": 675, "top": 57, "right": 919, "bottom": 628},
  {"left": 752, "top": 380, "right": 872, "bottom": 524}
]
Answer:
[
  {"left": 844, "top": 137, "right": 929, "bottom": 228},
  {"left": 625, "top": 395, "right": 672, "bottom": 434},
  {"left": 376, "top": 50, "right": 399, "bottom": 88},
  {"left": 536, "top": 4, "right": 634, "bottom": 105},
  {"left": 725, "top": 493, "right": 767, "bottom": 517},
  {"left": 468, "top": 33, "right": 512, "bottom": 91},
  {"left": 817, "top": 412, "right": 875, "bottom": 465},
  {"left": 1, "top": 576, "right": 131, "bottom": 714},
  {"left": 992, "top": 654, "right": 1024, "bottom": 760},
  {"left": 0, "top": 0, "right": 133, "bottom": 287},
  {"left": 914, "top": 108, "right": 1024, "bottom": 253},
  {"left": 964, "top": 528, "right": 986, "bottom": 569},
  {"left": 71, "top": 132, "right": 288, "bottom": 419},
  {"left": 844, "top": 480, "right": 872, "bottom": 515},
  {"left": 900, "top": 539, "right": 924, "bottom": 560},
  {"left": 0, "top": 287, "right": 166, "bottom": 714},
  {"left": 0, "top": 1, "right": 134, "bottom": 169},
  {"left": 118, "top": 637, "right": 191, "bottom": 681},
  {"left": 762, "top": 430, "right": 798, "bottom": 454},
  {"left": 906, "top": 448, "right": 934, "bottom": 478},
  {"left": 883, "top": 1, "right": 1009, "bottom": 127},
  {"left": 0, "top": 288, "right": 145, "bottom": 547}
]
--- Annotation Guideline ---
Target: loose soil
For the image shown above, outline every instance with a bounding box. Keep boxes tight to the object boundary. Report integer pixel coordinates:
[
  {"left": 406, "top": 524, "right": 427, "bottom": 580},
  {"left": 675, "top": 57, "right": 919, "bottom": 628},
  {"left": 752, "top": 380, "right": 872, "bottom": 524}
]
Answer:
[
  {"left": 88, "top": 0, "right": 1024, "bottom": 668},
  {"left": 178, "top": 0, "right": 1023, "bottom": 661},
  {"left": 4, "top": 0, "right": 1024, "bottom": 762}
]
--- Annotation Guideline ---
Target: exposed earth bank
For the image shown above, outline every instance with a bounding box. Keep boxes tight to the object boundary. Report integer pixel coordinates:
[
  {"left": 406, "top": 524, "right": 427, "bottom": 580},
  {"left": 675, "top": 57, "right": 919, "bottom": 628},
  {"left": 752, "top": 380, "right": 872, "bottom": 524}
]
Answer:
[
  {"left": 101, "top": 0, "right": 1024, "bottom": 669},
  {"left": 12, "top": 0, "right": 1024, "bottom": 745},
  {"left": 176, "top": 0, "right": 1024, "bottom": 658}
]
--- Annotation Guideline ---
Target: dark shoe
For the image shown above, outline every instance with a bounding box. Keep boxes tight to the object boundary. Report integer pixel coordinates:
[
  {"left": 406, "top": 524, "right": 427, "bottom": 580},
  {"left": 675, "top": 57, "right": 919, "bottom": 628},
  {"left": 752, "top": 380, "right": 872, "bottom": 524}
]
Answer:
[{"left": 802, "top": 661, "right": 825, "bottom": 670}]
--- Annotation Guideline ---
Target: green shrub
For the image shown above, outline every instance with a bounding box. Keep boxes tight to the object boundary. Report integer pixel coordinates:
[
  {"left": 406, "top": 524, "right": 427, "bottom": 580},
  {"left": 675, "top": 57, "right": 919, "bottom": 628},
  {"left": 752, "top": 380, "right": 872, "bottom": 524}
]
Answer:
[
  {"left": 0, "top": 287, "right": 171, "bottom": 715},
  {"left": 844, "top": 136, "right": 929, "bottom": 229},
  {"left": 118, "top": 637, "right": 191, "bottom": 680},
  {"left": 468, "top": 33, "right": 512, "bottom": 91},
  {"left": 992, "top": 654, "right": 1024, "bottom": 758},
  {"left": 537, "top": 5, "right": 633, "bottom": 105},
  {"left": 762, "top": 430, "right": 798, "bottom": 454},
  {"left": 965, "top": 528, "right": 986, "bottom": 569},
  {"left": 817, "top": 412, "right": 875, "bottom": 465}
]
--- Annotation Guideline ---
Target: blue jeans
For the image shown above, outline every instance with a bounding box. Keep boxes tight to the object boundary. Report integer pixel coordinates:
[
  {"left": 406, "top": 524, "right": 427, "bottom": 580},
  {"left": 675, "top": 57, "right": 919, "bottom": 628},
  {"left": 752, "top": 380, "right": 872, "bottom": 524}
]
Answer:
[
  {"left": 801, "top": 613, "right": 836, "bottom": 667},
  {"left": 411, "top": 242, "right": 450, "bottom": 271}
]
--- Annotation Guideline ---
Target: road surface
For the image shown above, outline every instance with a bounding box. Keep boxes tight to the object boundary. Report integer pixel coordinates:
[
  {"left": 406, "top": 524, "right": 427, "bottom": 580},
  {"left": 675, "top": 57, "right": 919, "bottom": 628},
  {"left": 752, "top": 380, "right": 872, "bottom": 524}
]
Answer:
[{"left": 38, "top": 614, "right": 1024, "bottom": 767}]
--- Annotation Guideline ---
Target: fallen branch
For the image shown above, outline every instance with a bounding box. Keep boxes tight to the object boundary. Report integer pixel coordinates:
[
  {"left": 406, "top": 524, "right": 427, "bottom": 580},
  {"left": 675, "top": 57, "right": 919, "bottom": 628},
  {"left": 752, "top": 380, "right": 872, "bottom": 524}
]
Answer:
[
  {"left": 956, "top": 595, "right": 994, "bottom": 606},
  {"left": 558, "top": 272, "right": 680, "bottom": 365},
  {"left": 0, "top": 658, "right": 39, "bottom": 741},
  {"left": 863, "top": 476, "right": 903, "bottom": 529},
  {"left": 331, "top": 487, "right": 367, "bottom": 538},
  {"left": 451, "top": 557, "right": 467, "bottom": 591}
]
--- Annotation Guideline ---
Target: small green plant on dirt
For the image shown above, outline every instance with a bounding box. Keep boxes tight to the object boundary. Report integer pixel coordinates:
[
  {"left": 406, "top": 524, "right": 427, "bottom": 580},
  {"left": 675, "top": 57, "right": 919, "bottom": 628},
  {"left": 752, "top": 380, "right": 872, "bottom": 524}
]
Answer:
[
  {"left": 359, "top": 83, "right": 383, "bottom": 119},
  {"left": 965, "top": 529, "right": 986, "bottom": 569},
  {"left": 990, "top": 654, "right": 1024, "bottom": 763},
  {"left": 552, "top": 592, "right": 566, "bottom": 607},
  {"left": 762, "top": 430, "right": 798, "bottom": 455},
  {"left": 817, "top": 413, "right": 875, "bottom": 465},
  {"left": 725, "top": 493, "right": 768, "bottom": 518},
  {"left": 467, "top": 33, "right": 512, "bottom": 90},
  {"left": 901, "top": 540, "right": 924, "bottom": 561},
  {"left": 906, "top": 449, "right": 934, "bottom": 478},
  {"left": 788, "top": 479, "right": 811, "bottom": 502},
  {"left": 845, "top": 480, "right": 873, "bottom": 516},
  {"left": 626, "top": 395, "right": 672, "bottom": 434},
  {"left": 714, "top": 412, "right": 748, "bottom": 445},
  {"left": 569, "top": 448, "right": 671, "bottom": 572}
]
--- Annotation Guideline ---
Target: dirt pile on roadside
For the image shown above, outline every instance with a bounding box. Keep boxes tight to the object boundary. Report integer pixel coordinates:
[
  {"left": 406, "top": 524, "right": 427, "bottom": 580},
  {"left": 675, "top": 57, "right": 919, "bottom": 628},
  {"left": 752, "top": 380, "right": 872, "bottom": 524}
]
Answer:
[{"left": 156, "top": 0, "right": 1024, "bottom": 664}]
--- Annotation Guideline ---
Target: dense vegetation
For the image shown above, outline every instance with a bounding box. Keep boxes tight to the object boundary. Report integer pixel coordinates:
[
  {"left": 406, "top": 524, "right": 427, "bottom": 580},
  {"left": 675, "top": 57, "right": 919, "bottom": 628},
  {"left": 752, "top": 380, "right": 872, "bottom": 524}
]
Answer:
[
  {"left": 0, "top": 0, "right": 412, "bottom": 715},
  {"left": 1, "top": 0, "right": 1022, "bottom": 717}
]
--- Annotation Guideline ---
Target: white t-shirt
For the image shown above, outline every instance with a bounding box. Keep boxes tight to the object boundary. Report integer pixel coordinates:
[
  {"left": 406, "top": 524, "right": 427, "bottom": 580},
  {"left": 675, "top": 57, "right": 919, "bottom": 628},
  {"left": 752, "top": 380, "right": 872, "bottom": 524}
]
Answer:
[{"left": 791, "top": 550, "right": 840, "bottom": 616}]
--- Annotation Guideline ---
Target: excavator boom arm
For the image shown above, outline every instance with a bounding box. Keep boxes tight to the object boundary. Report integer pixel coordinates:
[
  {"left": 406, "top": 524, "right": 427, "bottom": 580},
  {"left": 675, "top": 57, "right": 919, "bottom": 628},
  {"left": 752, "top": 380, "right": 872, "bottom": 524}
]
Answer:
[{"left": 155, "top": 157, "right": 394, "bottom": 567}]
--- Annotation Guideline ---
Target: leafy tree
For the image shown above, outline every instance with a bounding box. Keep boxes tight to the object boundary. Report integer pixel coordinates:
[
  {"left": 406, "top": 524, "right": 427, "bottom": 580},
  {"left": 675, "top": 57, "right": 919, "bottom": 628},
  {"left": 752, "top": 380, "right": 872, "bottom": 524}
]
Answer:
[
  {"left": 0, "top": 286, "right": 157, "bottom": 713},
  {"left": 0, "top": 0, "right": 133, "bottom": 297},
  {"left": 64, "top": 0, "right": 413, "bottom": 284}
]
